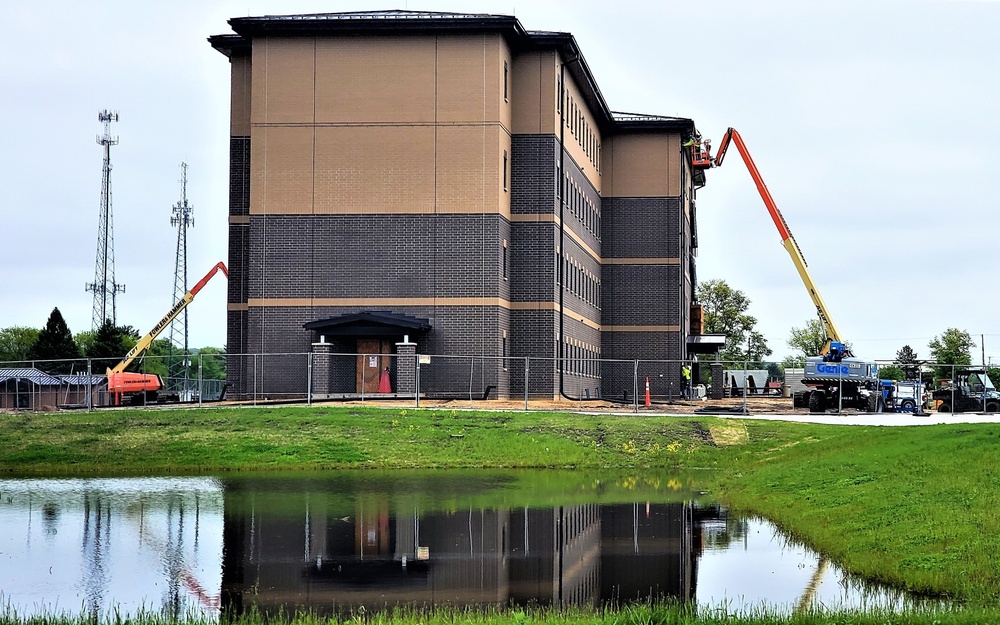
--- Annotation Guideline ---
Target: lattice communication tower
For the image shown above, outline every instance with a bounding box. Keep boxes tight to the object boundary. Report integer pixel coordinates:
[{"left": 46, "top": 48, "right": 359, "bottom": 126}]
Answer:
[
  {"left": 167, "top": 162, "right": 194, "bottom": 396},
  {"left": 86, "top": 110, "right": 125, "bottom": 330}
]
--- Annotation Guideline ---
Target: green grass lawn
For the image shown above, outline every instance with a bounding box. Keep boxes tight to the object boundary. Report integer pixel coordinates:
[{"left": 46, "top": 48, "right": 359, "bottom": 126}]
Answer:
[{"left": 1, "top": 404, "right": 999, "bottom": 617}]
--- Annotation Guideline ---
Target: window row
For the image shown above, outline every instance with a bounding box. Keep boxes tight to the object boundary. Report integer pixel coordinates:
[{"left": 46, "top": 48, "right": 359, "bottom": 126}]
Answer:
[
  {"left": 557, "top": 252, "right": 601, "bottom": 309},
  {"left": 563, "top": 89, "right": 601, "bottom": 172},
  {"left": 563, "top": 339, "right": 601, "bottom": 378},
  {"left": 564, "top": 172, "right": 601, "bottom": 239}
]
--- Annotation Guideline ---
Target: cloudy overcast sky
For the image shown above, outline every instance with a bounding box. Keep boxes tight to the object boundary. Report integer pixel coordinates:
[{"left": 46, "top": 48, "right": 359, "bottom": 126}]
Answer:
[{"left": 3, "top": 0, "right": 997, "bottom": 363}]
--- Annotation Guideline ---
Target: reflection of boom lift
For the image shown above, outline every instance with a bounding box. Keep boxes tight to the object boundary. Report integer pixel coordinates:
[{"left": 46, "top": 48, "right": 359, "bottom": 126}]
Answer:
[
  {"left": 692, "top": 129, "right": 880, "bottom": 413},
  {"left": 106, "top": 262, "right": 228, "bottom": 405}
]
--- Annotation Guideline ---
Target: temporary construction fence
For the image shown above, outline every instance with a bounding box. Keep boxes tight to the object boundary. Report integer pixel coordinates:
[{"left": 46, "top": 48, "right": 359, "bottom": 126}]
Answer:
[
  {"left": 0, "top": 354, "right": 228, "bottom": 411},
  {"left": 2, "top": 353, "right": 996, "bottom": 415}
]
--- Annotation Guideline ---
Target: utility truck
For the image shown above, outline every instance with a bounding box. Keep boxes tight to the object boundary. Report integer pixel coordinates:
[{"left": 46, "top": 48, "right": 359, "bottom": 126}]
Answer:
[
  {"left": 106, "top": 262, "right": 228, "bottom": 405},
  {"left": 691, "top": 129, "right": 880, "bottom": 412}
]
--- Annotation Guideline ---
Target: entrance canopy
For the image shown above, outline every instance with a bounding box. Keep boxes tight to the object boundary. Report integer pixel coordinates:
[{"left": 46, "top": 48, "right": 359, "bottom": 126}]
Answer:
[
  {"left": 686, "top": 334, "right": 727, "bottom": 355},
  {"left": 304, "top": 311, "right": 431, "bottom": 338}
]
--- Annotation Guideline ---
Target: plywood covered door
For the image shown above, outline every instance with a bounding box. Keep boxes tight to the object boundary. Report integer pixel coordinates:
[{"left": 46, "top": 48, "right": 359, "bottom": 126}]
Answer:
[{"left": 356, "top": 339, "right": 392, "bottom": 393}]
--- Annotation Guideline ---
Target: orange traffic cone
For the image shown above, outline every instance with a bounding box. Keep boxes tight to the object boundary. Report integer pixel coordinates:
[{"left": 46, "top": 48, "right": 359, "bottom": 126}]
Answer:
[{"left": 644, "top": 377, "right": 651, "bottom": 407}]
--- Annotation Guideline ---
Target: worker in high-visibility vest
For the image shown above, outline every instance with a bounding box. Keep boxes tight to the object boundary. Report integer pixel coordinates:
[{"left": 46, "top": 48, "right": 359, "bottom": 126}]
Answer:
[{"left": 682, "top": 364, "right": 692, "bottom": 399}]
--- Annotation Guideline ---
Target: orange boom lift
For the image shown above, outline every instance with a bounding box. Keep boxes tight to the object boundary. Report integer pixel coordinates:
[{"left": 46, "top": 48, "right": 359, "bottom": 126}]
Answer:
[{"left": 106, "top": 262, "right": 228, "bottom": 405}]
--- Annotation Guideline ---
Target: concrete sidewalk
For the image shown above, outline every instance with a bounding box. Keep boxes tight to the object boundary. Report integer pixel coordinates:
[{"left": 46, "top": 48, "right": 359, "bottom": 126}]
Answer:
[{"left": 698, "top": 410, "right": 1000, "bottom": 426}]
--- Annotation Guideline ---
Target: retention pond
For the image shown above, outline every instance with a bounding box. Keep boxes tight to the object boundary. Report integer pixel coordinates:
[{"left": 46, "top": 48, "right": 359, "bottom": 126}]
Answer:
[{"left": 0, "top": 471, "right": 936, "bottom": 619}]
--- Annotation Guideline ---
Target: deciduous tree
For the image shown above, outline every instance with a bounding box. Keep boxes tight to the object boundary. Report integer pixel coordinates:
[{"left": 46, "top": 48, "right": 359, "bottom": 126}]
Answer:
[
  {"left": 0, "top": 326, "right": 39, "bottom": 364},
  {"left": 928, "top": 328, "right": 974, "bottom": 379},
  {"left": 696, "top": 279, "right": 772, "bottom": 365},
  {"left": 787, "top": 319, "right": 826, "bottom": 359}
]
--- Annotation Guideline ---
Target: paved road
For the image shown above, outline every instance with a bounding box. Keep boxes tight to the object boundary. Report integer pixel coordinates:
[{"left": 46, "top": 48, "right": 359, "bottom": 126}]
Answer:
[{"left": 695, "top": 410, "right": 1000, "bottom": 426}]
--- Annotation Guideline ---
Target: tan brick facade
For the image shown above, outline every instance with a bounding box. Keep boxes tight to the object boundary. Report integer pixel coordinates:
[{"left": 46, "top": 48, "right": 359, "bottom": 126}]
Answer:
[{"left": 210, "top": 11, "right": 705, "bottom": 400}]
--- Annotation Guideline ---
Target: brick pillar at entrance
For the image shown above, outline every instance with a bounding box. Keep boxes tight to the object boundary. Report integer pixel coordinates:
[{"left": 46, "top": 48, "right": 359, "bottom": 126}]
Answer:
[
  {"left": 395, "top": 337, "right": 417, "bottom": 394},
  {"left": 312, "top": 341, "right": 331, "bottom": 397},
  {"left": 710, "top": 362, "right": 725, "bottom": 400}
]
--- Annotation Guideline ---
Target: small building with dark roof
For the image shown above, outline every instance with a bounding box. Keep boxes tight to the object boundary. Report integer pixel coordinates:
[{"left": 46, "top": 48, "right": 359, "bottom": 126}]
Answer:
[
  {"left": 0, "top": 368, "right": 106, "bottom": 411},
  {"left": 210, "top": 10, "right": 714, "bottom": 400}
]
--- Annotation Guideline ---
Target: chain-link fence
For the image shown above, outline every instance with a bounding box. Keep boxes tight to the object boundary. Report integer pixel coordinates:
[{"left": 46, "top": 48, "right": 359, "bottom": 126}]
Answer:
[{"left": 2, "top": 353, "right": 997, "bottom": 415}]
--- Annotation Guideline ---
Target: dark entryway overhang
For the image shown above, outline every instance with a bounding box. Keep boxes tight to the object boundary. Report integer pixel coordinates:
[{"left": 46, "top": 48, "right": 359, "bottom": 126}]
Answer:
[
  {"left": 304, "top": 311, "right": 432, "bottom": 338},
  {"left": 686, "top": 334, "right": 727, "bottom": 355}
]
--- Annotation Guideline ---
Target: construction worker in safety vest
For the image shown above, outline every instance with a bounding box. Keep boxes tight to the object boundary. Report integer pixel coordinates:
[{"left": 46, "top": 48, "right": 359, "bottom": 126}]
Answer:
[
  {"left": 681, "top": 364, "right": 692, "bottom": 399},
  {"left": 682, "top": 132, "right": 702, "bottom": 150}
]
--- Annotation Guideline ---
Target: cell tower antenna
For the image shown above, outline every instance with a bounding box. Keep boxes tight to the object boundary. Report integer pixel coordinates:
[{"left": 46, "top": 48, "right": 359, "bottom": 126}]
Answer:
[
  {"left": 86, "top": 110, "right": 125, "bottom": 330},
  {"left": 167, "top": 162, "right": 195, "bottom": 398}
]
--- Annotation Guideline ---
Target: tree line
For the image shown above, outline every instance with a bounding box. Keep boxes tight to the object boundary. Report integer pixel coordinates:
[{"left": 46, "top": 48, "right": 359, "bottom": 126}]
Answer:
[
  {"left": 697, "top": 278, "right": 995, "bottom": 383},
  {"left": 0, "top": 307, "right": 226, "bottom": 379}
]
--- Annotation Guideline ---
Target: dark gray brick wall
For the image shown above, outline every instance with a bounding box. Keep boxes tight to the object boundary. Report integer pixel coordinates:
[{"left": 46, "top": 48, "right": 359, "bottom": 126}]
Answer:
[
  {"left": 229, "top": 137, "right": 250, "bottom": 217},
  {"left": 226, "top": 136, "right": 251, "bottom": 396},
  {"left": 510, "top": 223, "right": 558, "bottom": 302},
  {"left": 602, "top": 197, "right": 679, "bottom": 259},
  {"left": 601, "top": 264, "right": 680, "bottom": 326},
  {"left": 510, "top": 310, "right": 557, "bottom": 397},
  {"left": 601, "top": 331, "right": 683, "bottom": 400},
  {"left": 246, "top": 215, "right": 506, "bottom": 300},
  {"left": 511, "top": 135, "right": 559, "bottom": 216}
]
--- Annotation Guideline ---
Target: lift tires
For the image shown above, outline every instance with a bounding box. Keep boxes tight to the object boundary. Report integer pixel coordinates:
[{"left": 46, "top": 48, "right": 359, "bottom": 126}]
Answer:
[
  {"left": 867, "top": 393, "right": 883, "bottom": 413},
  {"left": 808, "top": 392, "right": 827, "bottom": 413},
  {"left": 900, "top": 399, "right": 916, "bottom": 412},
  {"left": 793, "top": 391, "right": 809, "bottom": 408},
  {"left": 937, "top": 403, "right": 952, "bottom": 413},
  {"left": 986, "top": 401, "right": 1000, "bottom": 414}
]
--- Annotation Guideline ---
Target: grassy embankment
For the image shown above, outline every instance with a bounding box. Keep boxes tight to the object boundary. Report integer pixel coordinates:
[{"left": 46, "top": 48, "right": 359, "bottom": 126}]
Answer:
[{"left": 2, "top": 405, "right": 999, "bottom": 617}]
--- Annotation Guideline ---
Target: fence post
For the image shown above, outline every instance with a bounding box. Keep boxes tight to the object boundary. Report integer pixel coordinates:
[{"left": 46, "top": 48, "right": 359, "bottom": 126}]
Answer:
[
  {"left": 198, "top": 354, "right": 204, "bottom": 408},
  {"left": 951, "top": 364, "right": 955, "bottom": 413},
  {"left": 306, "top": 352, "right": 313, "bottom": 406},
  {"left": 415, "top": 352, "right": 421, "bottom": 408},
  {"left": 524, "top": 357, "right": 529, "bottom": 411},
  {"left": 742, "top": 357, "right": 749, "bottom": 415},
  {"left": 253, "top": 353, "right": 259, "bottom": 407},
  {"left": 87, "top": 358, "right": 93, "bottom": 412},
  {"left": 633, "top": 360, "right": 639, "bottom": 413}
]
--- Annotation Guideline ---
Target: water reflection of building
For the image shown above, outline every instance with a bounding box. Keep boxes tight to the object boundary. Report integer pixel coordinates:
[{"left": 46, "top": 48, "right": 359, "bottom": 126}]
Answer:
[{"left": 221, "top": 494, "right": 720, "bottom": 616}]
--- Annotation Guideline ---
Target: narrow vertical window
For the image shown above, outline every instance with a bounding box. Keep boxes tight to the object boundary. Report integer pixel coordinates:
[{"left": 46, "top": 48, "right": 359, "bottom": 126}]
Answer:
[
  {"left": 503, "top": 150, "right": 508, "bottom": 191},
  {"left": 502, "top": 240, "right": 508, "bottom": 279},
  {"left": 557, "top": 73, "right": 562, "bottom": 112},
  {"left": 503, "top": 60, "right": 508, "bottom": 102}
]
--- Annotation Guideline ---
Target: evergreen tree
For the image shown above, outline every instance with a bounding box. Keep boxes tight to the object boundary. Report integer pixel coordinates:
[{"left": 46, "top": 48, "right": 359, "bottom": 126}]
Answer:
[
  {"left": 27, "top": 308, "right": 81, "bottom": 373},
  {"left": 86, "top": 320, "right": 140, "bottom": 370},
  {"left": 894, "top": 345, "right": 920, "bottom": 380}
]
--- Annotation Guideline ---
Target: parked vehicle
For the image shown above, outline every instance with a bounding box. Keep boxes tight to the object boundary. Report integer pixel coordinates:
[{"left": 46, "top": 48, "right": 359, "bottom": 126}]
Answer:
[
  {"left": 873, "top": 380, "right": 925, "bottom": 413},
  {"left": 933, "top": 369, "right": 1000, "bottom": 413}
]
